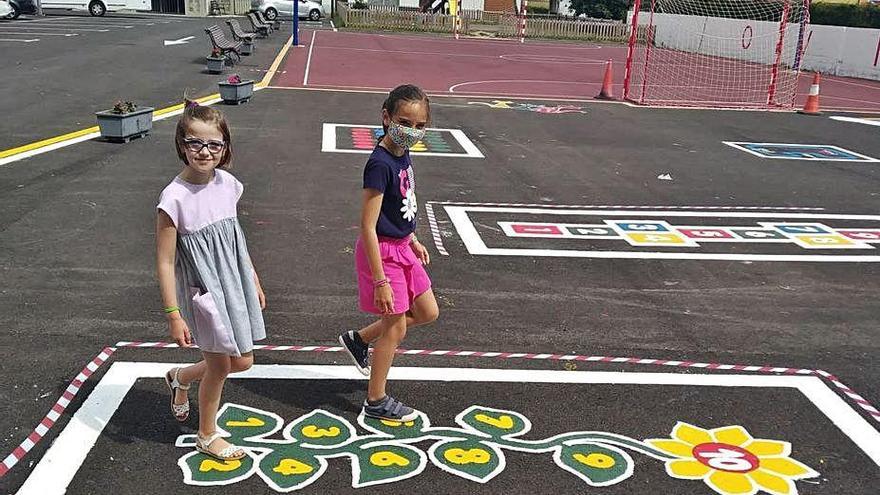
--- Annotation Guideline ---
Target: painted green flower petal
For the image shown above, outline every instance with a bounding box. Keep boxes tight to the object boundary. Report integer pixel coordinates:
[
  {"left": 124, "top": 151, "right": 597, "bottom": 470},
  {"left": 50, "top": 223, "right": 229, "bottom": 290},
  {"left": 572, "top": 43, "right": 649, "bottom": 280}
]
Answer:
[
  {"left": 428, "top": 439, "right": 504, "bottom": 483},
  {"left": 284, "top": 409, "right": 355, "bottom": 447},
  {"left": 554, "top": 442, "right": 634, "bottom": 487},
  {"left": 456, "top": 405, "right": 530, "bottom": 438},
  {"left": 353, "top": 443, "right": 427, "bottom": 488},
  {"left": 257, "top": 446, "right": 325, "bottom": 492},
  {"left": 216, "top": 403, "right": 283, "bottom": 443},
  {"left": 357, "top": 410, "right": 429, "bottom": 439},
  {"left": 179, "top": 450, "right": 256, "bottom": 486}
]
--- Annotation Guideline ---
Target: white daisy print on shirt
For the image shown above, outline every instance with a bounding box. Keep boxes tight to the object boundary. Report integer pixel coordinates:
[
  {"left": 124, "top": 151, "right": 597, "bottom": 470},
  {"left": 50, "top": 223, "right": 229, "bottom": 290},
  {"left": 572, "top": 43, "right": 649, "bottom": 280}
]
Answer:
[{"left": 401, "top": 189, "right": 417, "bottom": 222}]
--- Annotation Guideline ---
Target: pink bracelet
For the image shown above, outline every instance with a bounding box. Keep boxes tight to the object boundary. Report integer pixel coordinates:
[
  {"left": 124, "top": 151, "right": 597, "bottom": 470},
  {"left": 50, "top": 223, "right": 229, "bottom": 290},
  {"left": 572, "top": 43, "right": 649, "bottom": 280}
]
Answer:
[{"left": 373, "top": 279, "right": 389, "bottom": 288}]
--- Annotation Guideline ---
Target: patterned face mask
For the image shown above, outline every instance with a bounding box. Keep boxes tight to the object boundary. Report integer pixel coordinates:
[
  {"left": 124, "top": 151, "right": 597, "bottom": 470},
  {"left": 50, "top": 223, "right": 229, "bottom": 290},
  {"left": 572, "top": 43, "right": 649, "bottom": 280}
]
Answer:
[{"left": 388, "top": 121, "right": 426, "bottom": 149}]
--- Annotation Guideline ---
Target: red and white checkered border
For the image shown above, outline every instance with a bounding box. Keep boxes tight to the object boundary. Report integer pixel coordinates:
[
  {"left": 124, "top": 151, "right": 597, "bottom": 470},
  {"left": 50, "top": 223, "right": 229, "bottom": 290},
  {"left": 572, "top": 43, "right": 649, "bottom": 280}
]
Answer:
[
  {"left": 0, "top": 347, "right": 115, "bottom": 478},
  {"left": 1, "top": 342, "right": 877, "bottom": 480}
]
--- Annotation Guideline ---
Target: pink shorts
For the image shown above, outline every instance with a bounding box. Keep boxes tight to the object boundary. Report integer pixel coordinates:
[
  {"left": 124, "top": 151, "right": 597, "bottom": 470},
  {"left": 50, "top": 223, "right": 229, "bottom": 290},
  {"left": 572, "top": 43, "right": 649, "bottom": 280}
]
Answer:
[{"left": 356, "top": 235, "right": 432, "bottom": 315}]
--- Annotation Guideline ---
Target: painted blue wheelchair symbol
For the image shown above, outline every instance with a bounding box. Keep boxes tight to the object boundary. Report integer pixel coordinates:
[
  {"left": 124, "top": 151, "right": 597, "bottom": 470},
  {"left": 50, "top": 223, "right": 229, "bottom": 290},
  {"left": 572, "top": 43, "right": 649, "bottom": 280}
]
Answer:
[{"left": 724, "top": 142, "right": 878, "bottom": 162}]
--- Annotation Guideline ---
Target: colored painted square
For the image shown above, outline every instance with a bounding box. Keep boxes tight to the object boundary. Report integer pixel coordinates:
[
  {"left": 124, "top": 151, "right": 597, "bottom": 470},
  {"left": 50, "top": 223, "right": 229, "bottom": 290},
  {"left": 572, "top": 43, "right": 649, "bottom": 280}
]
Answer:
[
  {"left": 772, "top": 224, "right": 832, "bottom": 235},
  {"left": 792, "top": 234, "right": 868, "bottom": 249},
  {"left": 510, "top": 224, "right": 563, "bottom": 236},
  {"left": 323, "top": 124, "right": 483, "bottom": 158},
  {"left": 612, "top": 222, "right": 669, "bottom": 233},
  {"left": 626, "top": 233, "right": 689, "bottom": 245},
  {"left": 837, "top": 230, "right": 880, "bottom": 242},
  {"left": 724, "top": 142, "right": 878, "bottom": 162},
  {"left": 729, "top": 229, "right": 789, "bottom": 241},
  {"left": 677, "top": 228, "right": 735, "bottom": 240},
  {"left": 564, "top": 225, "right": 617, "bottom": 237}
]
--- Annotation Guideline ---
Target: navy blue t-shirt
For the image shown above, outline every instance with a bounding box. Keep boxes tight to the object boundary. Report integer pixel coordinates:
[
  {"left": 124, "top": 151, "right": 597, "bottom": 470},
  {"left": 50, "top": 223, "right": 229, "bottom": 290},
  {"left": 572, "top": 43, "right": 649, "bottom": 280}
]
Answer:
[{"left": 363, "top": 145, "right": 417, "bottom": 239}]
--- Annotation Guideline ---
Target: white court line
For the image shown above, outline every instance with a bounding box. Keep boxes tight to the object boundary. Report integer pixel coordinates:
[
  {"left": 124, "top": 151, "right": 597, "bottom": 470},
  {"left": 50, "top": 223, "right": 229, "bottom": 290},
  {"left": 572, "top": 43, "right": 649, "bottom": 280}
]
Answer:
[
  {"left": 0, "top": 38, "right": 39, "bottom": 42},
  {"left": 303, "top": 30, "right": 316, "bottom": 86},
  {"left": 830, "top": 116, "right": 880, "bottom": 128},
  {"left": 0, "top": 32, "right": 78, "bottom": 36},
  {"left": 445, "top": 206, "right": 880, "bottom": 262},
  {"left": 0, "top": 26, "right": 109, "bottom": 32},
  {"left": 15, "top": 362, "right": 880, "bottom": 494},
  {"left": 449, "top": 79, "right": 592, "bottom": 93}
]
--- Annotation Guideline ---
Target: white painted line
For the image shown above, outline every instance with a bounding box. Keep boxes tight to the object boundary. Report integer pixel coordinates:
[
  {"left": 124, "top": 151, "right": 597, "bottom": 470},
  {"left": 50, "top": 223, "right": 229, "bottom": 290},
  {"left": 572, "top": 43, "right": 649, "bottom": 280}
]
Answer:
[
  {"left": 330, "top": 19, "right": 337, "bottom": 31},
  {"left": 303, "top": 30, "right": 316, "bottom": 86},
  {"left": 723, "top": 141, "right": 879, "bottom": 162},
  {"left": 0, "top": 26, "right": 109, "bottom": 32},
  {"left": 830, "top": 116, "right": 880, "bottom": 127},
  {"left": 17, "top": 22, "right": 135, "bottom": 28},
  {"left": 0, "top": 38, "right": 40, "bottom": 42},
  {"left": 16, "top": 362, "right": 880, "bottom": 494},
  {"left": 0, "top": 32, "right": 77, "bottom": 36},
  {"left": 445, "top": 206, "right": 880, "bottom": 262}
]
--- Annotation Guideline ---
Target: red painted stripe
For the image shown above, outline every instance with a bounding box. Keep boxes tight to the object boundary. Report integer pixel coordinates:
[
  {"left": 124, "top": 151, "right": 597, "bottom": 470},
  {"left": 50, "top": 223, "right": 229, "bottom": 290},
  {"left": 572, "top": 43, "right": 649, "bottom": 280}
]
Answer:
[
  {"left": 72, "top": 379, "right": 83, "bottom": 388},
  {"left": 27, "top": 432, "right": 40, "bottom": 444},
  {"left": 51, "top": 404, "right": 64, "bottom": 414},
  {"left": 41, "top": 418, "right": 54, "bottom": 429},
  {"left": 680, "top": 361, "right": 695, "bottom": 367},
  {"left": 0, "top": 464, "right": 8, "bottom": 477},
  {"left": 62, "top": 391, "right": 75, "bottom": 401},
  {"left": 12, "top": 447, "right": 26, "bottom": 459}
]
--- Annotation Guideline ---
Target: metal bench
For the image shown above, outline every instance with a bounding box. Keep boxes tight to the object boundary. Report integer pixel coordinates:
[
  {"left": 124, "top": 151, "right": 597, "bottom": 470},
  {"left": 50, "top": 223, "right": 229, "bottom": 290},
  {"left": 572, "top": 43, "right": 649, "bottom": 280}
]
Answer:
[
  {"left": 205, "top": 25, "right": 242, "bottom": 64},
  {"left": 247, "top": 11, "right": 273, "bottom": 37},
  {"left": 226, "top": 19, "right": 257, "bottom": 43}
]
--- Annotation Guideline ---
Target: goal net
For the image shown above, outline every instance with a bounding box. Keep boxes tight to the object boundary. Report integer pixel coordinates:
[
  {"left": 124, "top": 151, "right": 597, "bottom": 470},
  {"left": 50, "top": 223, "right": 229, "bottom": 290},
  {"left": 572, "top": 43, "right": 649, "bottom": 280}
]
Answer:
[{"left": 623, "top": 0, "right": 810, "bottom": 109}]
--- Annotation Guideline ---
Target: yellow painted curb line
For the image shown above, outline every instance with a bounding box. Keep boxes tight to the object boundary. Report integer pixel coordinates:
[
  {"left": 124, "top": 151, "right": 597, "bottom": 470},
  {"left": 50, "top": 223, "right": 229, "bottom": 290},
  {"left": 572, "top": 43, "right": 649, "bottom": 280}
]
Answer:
[
  {"left": 259, "top": 35, "right": 294, "bottom": 88},
  {"left": 0, "top": 126, "right": 99, "bottom": 160}
]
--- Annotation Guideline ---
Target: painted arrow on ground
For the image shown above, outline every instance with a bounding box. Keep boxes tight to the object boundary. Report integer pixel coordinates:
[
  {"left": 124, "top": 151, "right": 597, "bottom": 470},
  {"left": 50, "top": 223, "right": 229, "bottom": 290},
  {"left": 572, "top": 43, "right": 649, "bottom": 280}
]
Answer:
[{"left": 164, "top": 36, "right": 195, "bottom": 46}]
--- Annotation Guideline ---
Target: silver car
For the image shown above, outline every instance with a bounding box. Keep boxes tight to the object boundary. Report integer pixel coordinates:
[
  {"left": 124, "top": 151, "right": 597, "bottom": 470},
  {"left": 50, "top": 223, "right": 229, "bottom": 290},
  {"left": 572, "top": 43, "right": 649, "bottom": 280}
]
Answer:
[{"left": 252, "top": 0, "right": 324, "bottom": 21}]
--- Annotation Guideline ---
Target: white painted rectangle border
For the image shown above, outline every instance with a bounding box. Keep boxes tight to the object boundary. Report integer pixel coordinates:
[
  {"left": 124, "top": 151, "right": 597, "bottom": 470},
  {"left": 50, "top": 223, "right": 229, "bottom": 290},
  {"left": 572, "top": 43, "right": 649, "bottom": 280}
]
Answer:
[
  {"left": 723, "top": 141, "right": 879, "bottom": 162},
  {"left": 830, "top": 116, "right": 880, "bottom": 128},
  {"left": 320, "top": 123, "right": 484, "bottom": 158},
  {"left": 16, "top": 363, "right": 880, "bottom": 494},
  {"left": 445, "top": 206, "right": 880, "bottom": 262}
]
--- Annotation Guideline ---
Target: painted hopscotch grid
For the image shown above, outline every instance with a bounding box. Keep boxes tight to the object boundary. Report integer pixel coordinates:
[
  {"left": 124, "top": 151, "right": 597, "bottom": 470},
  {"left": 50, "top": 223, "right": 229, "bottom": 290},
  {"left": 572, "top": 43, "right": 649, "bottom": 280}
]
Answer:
[
  {"left": 321, "top": 124, "right": 484, "bottom": 158},
  {"left": 14, "top": 362, "right": 880, "bottom": 494},
  {"left": 2, "top": 341, "right": 879, "bottom": 483},
  {"left": 723, "top": 142, "right": 879, "bottom": 162},
  {"left": 446, "top": 206, "right": 880, "bottom": 261}
]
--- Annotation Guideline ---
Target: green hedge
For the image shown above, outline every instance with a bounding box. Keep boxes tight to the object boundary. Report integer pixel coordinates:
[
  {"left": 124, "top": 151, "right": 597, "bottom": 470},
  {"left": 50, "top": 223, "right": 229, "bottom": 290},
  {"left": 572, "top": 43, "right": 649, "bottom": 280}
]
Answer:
[{"left": 810, "top": 3, "right": 880, "bottom": 29}]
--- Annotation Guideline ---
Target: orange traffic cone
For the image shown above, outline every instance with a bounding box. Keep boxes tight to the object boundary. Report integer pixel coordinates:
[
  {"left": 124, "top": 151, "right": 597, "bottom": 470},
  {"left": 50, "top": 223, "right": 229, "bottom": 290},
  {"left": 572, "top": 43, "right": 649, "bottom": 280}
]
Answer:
[
  {"left": 595, "top": 59, "right": 615, "bottom": 100},
  {"left": 798, "top": 72, "right": 822, "bottom": 115}
]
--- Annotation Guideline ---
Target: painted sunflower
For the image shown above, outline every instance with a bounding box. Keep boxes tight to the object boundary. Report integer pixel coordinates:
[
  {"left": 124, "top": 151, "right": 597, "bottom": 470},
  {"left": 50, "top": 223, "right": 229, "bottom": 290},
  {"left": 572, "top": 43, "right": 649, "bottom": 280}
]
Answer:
[{"left": 645, "top": 422, "right": 819, "bottom": 495}]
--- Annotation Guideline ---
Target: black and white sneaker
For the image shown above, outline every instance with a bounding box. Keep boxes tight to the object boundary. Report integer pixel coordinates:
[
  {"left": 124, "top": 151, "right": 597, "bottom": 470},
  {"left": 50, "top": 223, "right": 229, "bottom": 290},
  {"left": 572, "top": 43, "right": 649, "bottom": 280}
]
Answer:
[
  {"left": 362, "top": 395, "right": 419, "bottom": 422},
  {"left": 339, "top": 330, "right": 370, "bottom": 376}
]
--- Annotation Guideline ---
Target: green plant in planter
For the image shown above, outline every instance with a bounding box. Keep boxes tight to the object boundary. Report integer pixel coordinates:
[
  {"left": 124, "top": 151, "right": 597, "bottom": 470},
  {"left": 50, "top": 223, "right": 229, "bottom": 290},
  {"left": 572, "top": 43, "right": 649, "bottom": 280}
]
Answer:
[{"left": 111, "top": 100, "right": 137, "bottom": 114}]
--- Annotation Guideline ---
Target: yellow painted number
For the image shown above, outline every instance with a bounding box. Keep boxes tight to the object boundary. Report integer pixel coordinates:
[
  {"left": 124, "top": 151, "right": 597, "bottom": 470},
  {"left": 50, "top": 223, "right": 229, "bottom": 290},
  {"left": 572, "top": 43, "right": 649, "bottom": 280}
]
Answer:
[
  {"left": 443, "top": 448, "right": 492, "bottom": 465},
  {"left": 380, "top": 419, "right": 415, "bottom": 427},
  {"left": 199, "top": 459, "right": 242, "bottom": 473},
  {"left": 301, "top": 425, "right": 341, "bottom": 438},
  {"left": 573, "top": 452, "right": 616, "bottom": 469},
  {"left": 225, "top": 417, "right": 265, "bottom": 428},
  {"left": 474, "top": 413, "right": 514, "bottom": 429},
  {"left": 273, "top": 458, "right": 314, "bottom": 476},
  {"left": 370, "top": 451, "right": 411, "bottom": 467}
]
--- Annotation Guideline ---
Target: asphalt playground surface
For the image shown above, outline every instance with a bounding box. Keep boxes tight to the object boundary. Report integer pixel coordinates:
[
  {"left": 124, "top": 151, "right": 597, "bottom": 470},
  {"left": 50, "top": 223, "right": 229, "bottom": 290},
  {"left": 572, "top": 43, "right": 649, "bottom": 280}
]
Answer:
[{"left": 1, "top": 20, "right": 880, "bottom": 495}]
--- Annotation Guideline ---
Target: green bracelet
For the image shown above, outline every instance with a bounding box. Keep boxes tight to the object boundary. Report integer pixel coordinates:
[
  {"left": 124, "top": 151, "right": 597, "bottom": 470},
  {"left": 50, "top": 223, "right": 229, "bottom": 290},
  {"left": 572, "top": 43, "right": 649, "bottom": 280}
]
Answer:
[{"left": 163, "top": 306, "right": 180, "bottom": 314}]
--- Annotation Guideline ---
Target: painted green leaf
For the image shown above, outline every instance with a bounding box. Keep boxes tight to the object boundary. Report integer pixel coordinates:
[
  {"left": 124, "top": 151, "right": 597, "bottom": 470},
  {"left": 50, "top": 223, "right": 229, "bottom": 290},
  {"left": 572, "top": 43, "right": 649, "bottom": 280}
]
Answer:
[
  {"left": 257, "top": 445, "right": 325, "bottom": 491},
  {"left": 554, "top": 442, "right": 634, "bottom": 487},
  {"left": 428, "top": 439, "right": 504, "bottom": 483},
  {"left": 353, "top": 443, "right": 427, "bottom": 488},
  {"left": 456, "top": 405, "right": 530, "bottom": 438},
  {"left": 217, "top": 403, "right": 282, "bottom": 442},
  {"left": 358, "top": 410, "right": 428, "bottom": 439},
  {"left": 285, "top": 409, "right": 355, "bottom": 447},
  {"left": 179, "top": 450, "right": 256, "bottom": 486}
]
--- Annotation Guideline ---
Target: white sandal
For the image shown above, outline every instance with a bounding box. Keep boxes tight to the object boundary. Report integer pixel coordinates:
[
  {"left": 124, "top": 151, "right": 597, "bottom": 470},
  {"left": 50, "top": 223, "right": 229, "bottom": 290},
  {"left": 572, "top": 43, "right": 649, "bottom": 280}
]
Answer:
[
  {"left": 164, "top": 367, "right": 190, "bottom": 422},
  {"left": 196, "top": 432, "right": 246, "bottom": 461}
]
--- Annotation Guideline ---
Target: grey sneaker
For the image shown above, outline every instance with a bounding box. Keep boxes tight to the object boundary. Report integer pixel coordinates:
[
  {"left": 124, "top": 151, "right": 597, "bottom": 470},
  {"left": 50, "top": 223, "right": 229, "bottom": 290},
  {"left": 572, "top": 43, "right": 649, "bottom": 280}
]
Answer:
[
  {"left": 362, "top": 396, "right": 419, "bottom": 422},
  {"left": 339, "top": 330, "right": 370, "bottom": 376}
]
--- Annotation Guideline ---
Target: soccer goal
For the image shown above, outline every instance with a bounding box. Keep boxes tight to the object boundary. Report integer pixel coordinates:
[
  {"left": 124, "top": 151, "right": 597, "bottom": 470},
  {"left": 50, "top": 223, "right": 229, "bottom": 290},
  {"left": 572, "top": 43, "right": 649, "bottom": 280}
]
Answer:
[{"left": 623, "top": 0, "right": 811, "bottom": 109}]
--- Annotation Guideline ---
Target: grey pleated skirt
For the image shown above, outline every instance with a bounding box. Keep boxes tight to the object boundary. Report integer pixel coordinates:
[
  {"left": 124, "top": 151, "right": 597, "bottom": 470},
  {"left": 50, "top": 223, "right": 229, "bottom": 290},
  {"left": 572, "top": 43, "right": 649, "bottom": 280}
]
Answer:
[{"left": 174, "top": 217, "right": 266, "bottom": 356}]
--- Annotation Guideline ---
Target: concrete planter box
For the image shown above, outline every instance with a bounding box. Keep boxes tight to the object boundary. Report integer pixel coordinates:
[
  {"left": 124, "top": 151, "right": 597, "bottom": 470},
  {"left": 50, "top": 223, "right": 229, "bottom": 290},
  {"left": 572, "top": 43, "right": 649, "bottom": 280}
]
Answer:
[
  {"left": 95, "top": 107, "right": 154, "bottom": 143},
  {"left": 218, "top": 80, "right": 255, "bottom": 105},
  {"left": 206, "top": 56, "right": 225, "bottom": 74},
  {"left": 241, "top": 40, "right": 253, "bottom": 55}
]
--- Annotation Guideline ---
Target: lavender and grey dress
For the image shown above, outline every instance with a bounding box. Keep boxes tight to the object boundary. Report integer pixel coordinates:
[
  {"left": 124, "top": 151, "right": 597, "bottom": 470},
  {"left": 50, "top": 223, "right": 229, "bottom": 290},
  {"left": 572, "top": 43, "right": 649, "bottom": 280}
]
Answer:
[{"left": 157, "top": 169, "right": 265, "bottom": 356}]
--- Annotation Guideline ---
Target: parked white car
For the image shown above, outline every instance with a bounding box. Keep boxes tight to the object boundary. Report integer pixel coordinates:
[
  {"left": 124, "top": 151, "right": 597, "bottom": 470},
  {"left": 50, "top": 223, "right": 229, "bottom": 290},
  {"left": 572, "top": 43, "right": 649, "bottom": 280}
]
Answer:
[
  {"left": 40, "top": 0, "right": 150, "bottom": 16},
  {"left": 0, "top": 0, "right": 14, "bottom": 17},
  {"left": 252, "top": 0, "right": 324, "bottom": 21}
]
